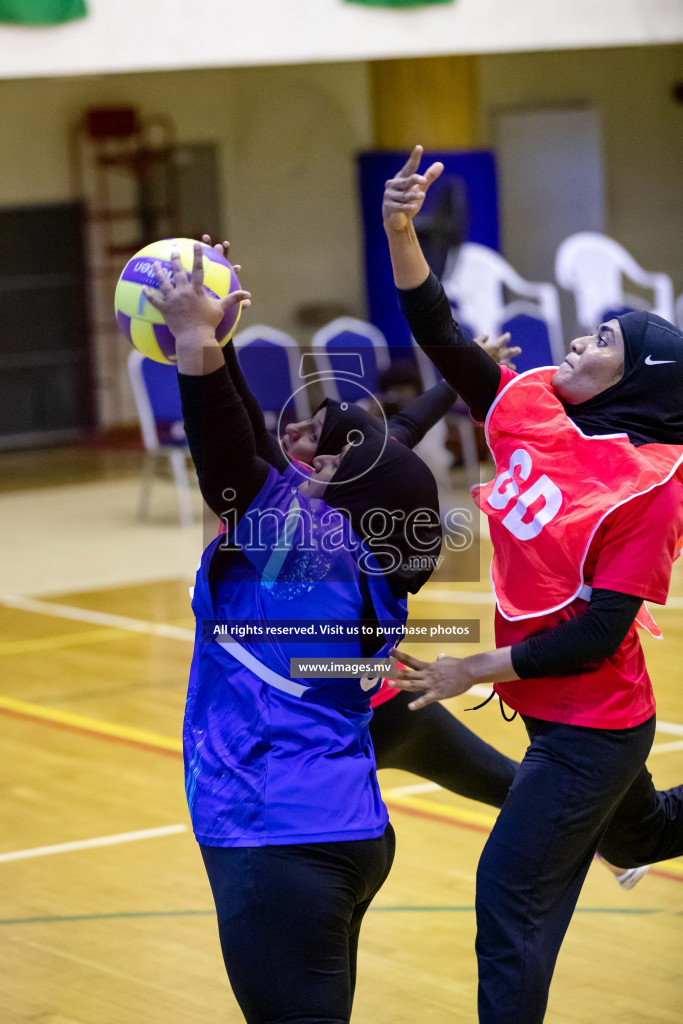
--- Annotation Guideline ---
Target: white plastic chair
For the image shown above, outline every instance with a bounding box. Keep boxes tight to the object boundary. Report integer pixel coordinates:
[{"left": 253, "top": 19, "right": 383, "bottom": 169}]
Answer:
[
  {"left": 676, "top": 294, "right": 683, "bottom": 331},
  {"left": 127, "top": 350, "right": 195, "bottom": 527},
  {"left": 555, "top": 232, "right": 675, "bottom": 332},
  {"left": 310, "top": 317, "right": 391, "bottom": 403},
  {"left": 441, "top": 242, "right": 565, "bottom": 366},
  {"left": 233, "top": 325, "right": 310, "bottom": 431}
]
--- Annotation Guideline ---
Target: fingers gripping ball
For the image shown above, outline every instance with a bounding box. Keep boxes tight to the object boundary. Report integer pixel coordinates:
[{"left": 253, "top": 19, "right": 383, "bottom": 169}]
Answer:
[{"left": 114, "top": 238, "right": 242, "bottom": 364}]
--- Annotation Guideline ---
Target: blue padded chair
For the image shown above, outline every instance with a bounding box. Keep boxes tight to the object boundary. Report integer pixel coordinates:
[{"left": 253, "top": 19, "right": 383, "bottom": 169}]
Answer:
[
  {"left": 499, "top": 311, "right": 555, "bottom": 374},
  {"left": 127, "top": 350, "right": 195, "bottom": 527},
  {"left": 311, "top": 317, "right": 391, "bottom": 404},
  {"left": 233, "top": 325, "right": 310, "bottom": 434}
]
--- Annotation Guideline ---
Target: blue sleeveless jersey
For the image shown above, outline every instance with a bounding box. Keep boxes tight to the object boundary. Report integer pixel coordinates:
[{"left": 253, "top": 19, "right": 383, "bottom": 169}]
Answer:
[{"left": 184, "top": 464, "right": 407, "bottom": 847}]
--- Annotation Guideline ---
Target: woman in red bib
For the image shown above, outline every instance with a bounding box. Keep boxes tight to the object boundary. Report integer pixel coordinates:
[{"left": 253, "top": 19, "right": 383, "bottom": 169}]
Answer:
[{"left": 382, "top": 147, "right": 683, "bottom": 1024}]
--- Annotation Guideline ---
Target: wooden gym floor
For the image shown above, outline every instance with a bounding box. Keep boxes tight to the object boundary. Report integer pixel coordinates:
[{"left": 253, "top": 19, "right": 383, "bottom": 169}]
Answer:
[{"left": 0, "top": 446, "right": 681, "bottom": 1023}]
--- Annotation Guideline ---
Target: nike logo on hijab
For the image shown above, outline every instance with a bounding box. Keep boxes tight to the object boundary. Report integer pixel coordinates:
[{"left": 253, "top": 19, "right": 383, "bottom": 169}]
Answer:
[{"left": 564, "top": 311, "right": 683, "bottom": 446}]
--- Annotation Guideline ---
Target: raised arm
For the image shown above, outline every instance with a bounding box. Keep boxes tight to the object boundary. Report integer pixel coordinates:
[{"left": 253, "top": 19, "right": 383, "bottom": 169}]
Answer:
[
  {"left": 202, "top": 235, "right": 288, "bottom": 473},
  {"left": 383, "top": 146, "right": 503, "bottom": 420},
  {"left": 387, "top": 331, "right": 520, "bottom": 448},
  {"left": 143, "top": 244, "right": 269, "bottom": 520}
]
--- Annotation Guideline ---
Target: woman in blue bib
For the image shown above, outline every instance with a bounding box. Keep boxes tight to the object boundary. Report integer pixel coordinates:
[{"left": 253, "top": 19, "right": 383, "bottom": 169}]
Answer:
[
  {"left": 144, "top": 244, "right": 441, "bottom": 1024},
  {"left": 196, "top": 235, "right": 519, "bottom": 813}
]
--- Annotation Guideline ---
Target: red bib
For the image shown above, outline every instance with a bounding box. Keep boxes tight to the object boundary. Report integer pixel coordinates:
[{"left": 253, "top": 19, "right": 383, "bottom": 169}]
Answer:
[{"left": 472, "top": 368, "right": 683, "bottom": 620}]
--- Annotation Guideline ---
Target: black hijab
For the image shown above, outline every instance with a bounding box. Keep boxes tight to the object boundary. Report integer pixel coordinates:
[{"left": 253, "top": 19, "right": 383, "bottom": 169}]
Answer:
[
  {"left": 315, "top": 397, "right": 385, "bottom": 456},
  {"left": 565, "top": 312, "right": 683, "bottom": 447},
  {"left": 316, "top": 399, "right": 442, "bottom": 595}
]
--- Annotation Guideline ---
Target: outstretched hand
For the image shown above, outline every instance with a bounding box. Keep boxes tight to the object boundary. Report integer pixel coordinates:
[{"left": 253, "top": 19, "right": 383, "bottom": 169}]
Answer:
[
  {"left": 382, "top": 145, "right": 444, "bottom": 234},
  {"left": 474, "top": 331, "right": 522, "bottom": 370},
  {"left": 143, "top": 241, "right": 251, "bottom": 342},
  {"left": 201, "top": 234, "right": 242, "bottom": 276},
  {"left": 387, "top": 647, "right": 474, "bottom": 710}
]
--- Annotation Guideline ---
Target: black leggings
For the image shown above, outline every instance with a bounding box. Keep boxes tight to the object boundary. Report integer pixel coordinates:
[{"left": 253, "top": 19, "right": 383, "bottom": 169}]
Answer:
[
  {"left": 476, "top": 714, "right": 683, "bottom": 1024},
  {"left": 370, "top": 690, "right": 517, "bottom": 808},
  {"left": 200, "top": 824, "right": 395, "bottom": 1024}
]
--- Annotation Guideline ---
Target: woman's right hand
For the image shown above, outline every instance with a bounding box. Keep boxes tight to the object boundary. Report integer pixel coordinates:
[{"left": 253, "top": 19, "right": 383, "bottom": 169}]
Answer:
[
  {"left": 382, "top": 145, "right": 444, "bottom": 235},
  {"left": 143, "top": 242, "right": 250, "bottom": 343}
]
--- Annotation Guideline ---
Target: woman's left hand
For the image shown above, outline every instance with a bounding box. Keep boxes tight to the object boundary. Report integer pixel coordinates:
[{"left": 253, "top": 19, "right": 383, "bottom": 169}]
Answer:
[
  {"left": 388, "top": 647, "right": 474, "bottom": 710},
  {"left": 201, "top": 234, "right": 242, "bottom": 275}
]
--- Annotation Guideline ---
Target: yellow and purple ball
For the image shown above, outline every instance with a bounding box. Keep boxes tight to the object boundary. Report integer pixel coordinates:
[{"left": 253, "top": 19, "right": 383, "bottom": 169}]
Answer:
[{"left": 114, "top": 238, "right": 242, "bottom": 364}]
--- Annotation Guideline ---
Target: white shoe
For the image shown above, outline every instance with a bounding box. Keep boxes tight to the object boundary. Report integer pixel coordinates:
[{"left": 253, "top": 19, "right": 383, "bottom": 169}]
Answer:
[{"left": 612, "top": 865, "right": 649, "bottom": 890}]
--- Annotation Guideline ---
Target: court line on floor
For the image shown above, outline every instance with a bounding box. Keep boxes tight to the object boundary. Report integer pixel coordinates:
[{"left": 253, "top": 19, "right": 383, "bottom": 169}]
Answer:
[
  {"left": 1, "top": 595, "right": 681, "bottom": 856},
  {"left": 3, "top": 592, "right": 681, "bottom": 743},
  {"left": 2, "top": 699, "right": 681, "bottom": 883},
  {"left": 386, "top": 783, "right": 496, "bottom": 832},
  {"left": 0, "top": 825, "right": 189, "bottom": 864},
  {"left": 0, "top": 905, "right": 672, "bottom": 926},
  {"left": 651, "top": 740, "right": 683, "bottom": 754},
  {"left": 0, "top": 695, "right": 183, "bottom": 754},
  {"left": 0, "top": 673, "right": 678, "bottom": 754},
  {"left": 0, "top": 593, "right": 194, "bottom": 642},
  {"left": 0, "top": 627, "right": 139, "bottom": 657},
  {"left": 10, "top": 586, "right": 683, "bottom": 624},
  {"left": 4, "top": 676, "right": 681, "bottom": 764},
  {"left": 383, "top": 783, "right": 683, "bottom": 882}
]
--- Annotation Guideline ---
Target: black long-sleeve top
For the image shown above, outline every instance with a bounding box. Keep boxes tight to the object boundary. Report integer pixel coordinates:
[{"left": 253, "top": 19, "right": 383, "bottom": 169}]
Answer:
[
  {"left": 398, "top": 271, "right": 643, "bottom": 679},
  {"left": 399, "top": 271, "right": 501, "bottom": 422},
  {"left": 386, "top": 378, "right": 457, "bottom": 446}
]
